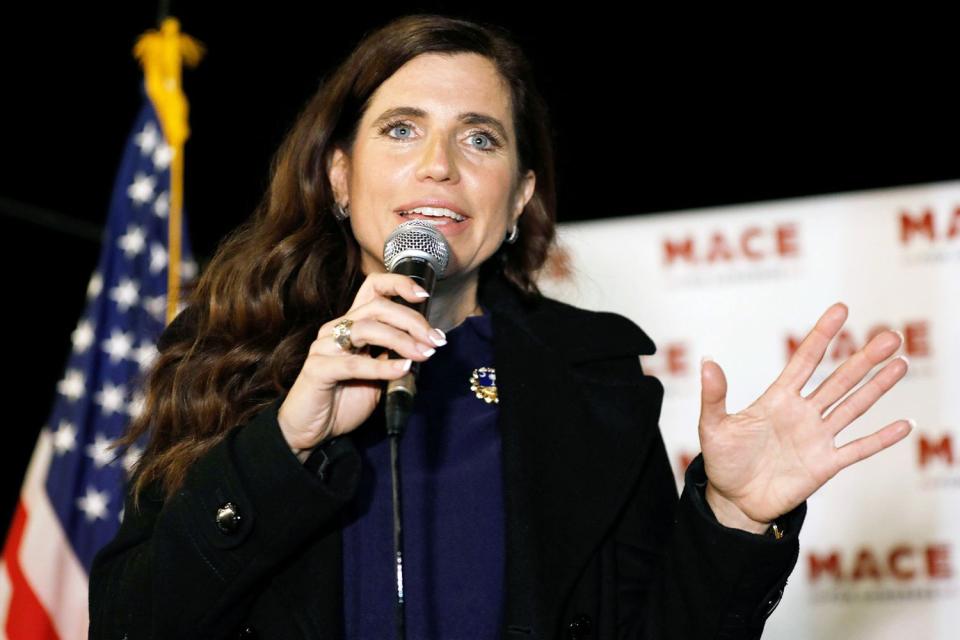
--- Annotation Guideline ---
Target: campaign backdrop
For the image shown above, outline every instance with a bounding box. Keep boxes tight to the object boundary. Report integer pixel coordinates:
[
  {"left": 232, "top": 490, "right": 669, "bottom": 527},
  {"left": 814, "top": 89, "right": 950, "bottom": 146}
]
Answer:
[{"left": 537, "top": 180, "right": 959, "bottom": 640}]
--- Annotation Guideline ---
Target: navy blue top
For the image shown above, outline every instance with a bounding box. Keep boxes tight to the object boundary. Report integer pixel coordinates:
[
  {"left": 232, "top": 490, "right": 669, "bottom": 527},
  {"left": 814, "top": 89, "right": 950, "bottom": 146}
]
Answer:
[{"left": 341, "top": 309, "right": 503, "bottom": 639}]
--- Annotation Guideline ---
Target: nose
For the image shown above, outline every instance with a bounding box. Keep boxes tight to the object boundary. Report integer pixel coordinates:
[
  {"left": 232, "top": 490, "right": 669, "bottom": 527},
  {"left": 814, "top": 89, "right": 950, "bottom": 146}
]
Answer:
[{"left": 415, "top": 134, "right": 460, "bottom": 183}]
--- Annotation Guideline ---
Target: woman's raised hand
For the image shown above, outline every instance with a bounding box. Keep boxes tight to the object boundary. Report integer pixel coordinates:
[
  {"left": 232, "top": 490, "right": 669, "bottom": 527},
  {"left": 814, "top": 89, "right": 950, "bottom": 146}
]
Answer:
[
  {"left": 277, "top": 273, "right": 447, "bottom": 457},
  {"left": 697, "top": 302, "right": 912, "bottom": 533}
]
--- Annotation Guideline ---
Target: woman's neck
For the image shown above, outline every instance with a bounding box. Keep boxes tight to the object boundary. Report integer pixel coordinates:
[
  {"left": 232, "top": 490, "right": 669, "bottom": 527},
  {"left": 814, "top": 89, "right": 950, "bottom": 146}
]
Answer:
[{"left": 427, "top": 270, "right": 483, "bottom": 333}]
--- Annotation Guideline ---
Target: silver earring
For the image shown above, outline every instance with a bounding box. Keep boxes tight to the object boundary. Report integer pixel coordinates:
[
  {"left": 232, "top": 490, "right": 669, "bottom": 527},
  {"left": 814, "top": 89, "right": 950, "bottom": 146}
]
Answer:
[
  {"left": 334, "top": 202, "right": 350, "bottom": 221},
  {"left": 505, "top": 223, "right": 519, "bottom": 244}
]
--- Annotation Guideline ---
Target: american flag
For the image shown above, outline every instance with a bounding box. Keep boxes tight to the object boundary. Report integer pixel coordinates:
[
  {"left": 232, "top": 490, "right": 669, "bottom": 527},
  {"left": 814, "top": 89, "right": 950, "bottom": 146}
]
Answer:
[{"left": 0, "top": 92, "right": 196, "bottom": 639}]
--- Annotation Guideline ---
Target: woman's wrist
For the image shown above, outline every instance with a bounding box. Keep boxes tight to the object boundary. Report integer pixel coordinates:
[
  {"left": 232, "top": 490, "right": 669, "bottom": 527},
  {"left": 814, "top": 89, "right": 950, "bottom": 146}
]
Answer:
[{"left": 704, "top": 482, "right": 772, "bottom": 535}]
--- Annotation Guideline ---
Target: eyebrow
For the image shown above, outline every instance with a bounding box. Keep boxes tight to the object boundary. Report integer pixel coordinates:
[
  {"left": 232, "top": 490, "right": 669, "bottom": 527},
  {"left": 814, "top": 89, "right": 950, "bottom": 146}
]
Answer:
[{"left": 371, "top": 106, "right": 510, "bottom": 142}]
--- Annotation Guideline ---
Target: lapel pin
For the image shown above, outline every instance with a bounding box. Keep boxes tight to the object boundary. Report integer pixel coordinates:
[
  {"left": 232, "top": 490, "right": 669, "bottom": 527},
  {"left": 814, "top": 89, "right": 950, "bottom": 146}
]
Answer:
[{"left": 469, "top": 366, "right": 498, "bottom": 404}]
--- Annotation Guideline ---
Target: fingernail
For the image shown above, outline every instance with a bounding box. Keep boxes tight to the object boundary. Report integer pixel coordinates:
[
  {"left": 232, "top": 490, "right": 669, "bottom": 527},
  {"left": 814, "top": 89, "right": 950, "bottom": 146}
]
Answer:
[
  {"left": 894, "top": 330, "right": 905, "bottom": 345},
  {"left": 396, "top": 359, "right": 412, "bottom": 372},
  {"left": 422, "top": 347, "right": 436, "bottom": 357},
  {"left": 897, "top": 354, "right": 910, "bottom": 368},
  {"left": 413, "top": 287, "right": 430, "bottom": 298},
  {"left": 907, "top": 418, "right": 917, "bottom": 430},
  {"left": 429, "top": 328, "right": 447, "bottom": 346},
  {"left": 700, "top": 355, "right": 713, "bottom": 374}
]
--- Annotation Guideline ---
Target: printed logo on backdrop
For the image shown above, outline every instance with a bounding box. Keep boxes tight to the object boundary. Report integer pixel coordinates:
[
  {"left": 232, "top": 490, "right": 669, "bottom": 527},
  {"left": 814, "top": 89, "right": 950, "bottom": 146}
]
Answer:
[
  {"left": 807, "top": 543, "right": 957, "bottom": 603},
  {"left": 639, "top": 342, "right": 690, "bottom": 381},
  {"left": 661, "top": 221, "right": 802, "bottom": 287},
  {"left": 641, "top": 314, "right": 931, "bottom": 400},
  {"left": 789, "top": 317, "right": 935, "bottom": 382},
  {"left": 917, "top": 430, "right": 960, "bottom": 490},
  {"left": 899, "top": 206, "right": 960, "bottom": 264}
]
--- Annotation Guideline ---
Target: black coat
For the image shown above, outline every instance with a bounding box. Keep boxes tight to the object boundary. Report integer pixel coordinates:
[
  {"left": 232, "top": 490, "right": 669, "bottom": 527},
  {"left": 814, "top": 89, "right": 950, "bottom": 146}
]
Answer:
[{"left": 89, "top": 271, "right": 805, "bottom": 639}]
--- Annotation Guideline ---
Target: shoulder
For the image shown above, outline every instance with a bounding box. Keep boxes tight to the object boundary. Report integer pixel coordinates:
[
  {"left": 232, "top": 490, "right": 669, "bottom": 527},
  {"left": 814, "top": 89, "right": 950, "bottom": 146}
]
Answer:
[{"left": 508, "top": 292, "right": 658, "bottom": 364}]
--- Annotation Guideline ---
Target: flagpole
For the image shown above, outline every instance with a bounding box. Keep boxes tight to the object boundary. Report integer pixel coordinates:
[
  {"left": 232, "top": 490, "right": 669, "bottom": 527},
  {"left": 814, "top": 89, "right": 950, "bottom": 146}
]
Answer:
[{"left": 133, "top": 16, "right": 204, "bottom": 324}]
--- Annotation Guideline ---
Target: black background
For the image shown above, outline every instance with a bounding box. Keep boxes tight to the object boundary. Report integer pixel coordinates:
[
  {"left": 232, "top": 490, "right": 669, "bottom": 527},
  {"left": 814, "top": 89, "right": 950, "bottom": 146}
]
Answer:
[{"left": 2, "top": 4, "right": 956, "bottom": 535}]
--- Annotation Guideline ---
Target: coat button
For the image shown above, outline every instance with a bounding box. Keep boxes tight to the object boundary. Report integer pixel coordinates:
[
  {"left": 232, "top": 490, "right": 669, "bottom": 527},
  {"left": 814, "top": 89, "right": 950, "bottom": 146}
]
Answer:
[
  {"left": 216, "top": 502, "right": 242, "bottom": 534},
  {"left": 765, "top": 586, "right": 785, "bottom": 617},
  {"left": 568, "top": 613, "right": 593, "bottom": 639}
]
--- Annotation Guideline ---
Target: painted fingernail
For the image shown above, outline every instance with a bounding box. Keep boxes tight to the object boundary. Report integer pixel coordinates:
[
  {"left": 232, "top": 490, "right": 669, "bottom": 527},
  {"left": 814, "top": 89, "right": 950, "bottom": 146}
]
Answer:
[
  {"left": 422, "top": 347, "right": 436, "bottom": 357},
  {"left": 429, "top": 328, "right": 447, "bottom": 346},
  {"left": 396, "top": 359, "right": 412, "bottom": 372},
  {"left": 413, "top": 286, "right": 430, "bottom": 298}
]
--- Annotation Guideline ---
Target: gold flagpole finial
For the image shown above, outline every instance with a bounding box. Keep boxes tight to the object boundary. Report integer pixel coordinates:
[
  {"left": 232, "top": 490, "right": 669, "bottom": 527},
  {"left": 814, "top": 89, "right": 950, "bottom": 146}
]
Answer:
[{"left": 133, "top": 17, "right": 205, "bottom": 324}]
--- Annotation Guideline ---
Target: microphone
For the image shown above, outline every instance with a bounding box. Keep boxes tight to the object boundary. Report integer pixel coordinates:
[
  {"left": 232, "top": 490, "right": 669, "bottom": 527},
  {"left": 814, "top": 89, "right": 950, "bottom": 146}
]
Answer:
[{"left": 382, "top": 219, "right": 451, "bottom": 434}]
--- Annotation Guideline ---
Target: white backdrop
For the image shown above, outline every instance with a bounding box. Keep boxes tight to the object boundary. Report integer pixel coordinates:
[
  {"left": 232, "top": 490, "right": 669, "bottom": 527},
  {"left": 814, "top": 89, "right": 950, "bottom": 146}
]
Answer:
[{"left": 537, "top": 180, "right": 960, "bottom": 639}]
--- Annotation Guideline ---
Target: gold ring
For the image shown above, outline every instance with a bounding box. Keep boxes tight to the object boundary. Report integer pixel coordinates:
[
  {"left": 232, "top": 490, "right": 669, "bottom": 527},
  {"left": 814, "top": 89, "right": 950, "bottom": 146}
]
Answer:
[{"left": 332, "top": 318, "right": 355, "bottom": 352}]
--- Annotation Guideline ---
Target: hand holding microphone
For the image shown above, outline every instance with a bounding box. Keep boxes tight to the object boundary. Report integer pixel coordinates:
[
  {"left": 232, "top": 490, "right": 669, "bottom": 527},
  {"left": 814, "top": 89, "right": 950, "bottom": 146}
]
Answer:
[{"left": 276, "top": 220, "right": 450, "bottom": 455}]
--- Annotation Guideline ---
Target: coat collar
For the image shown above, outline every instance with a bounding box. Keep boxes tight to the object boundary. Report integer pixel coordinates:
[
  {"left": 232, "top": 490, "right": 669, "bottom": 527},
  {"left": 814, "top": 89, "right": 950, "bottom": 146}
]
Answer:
[{"left": 478, "top": 270, "right": 665, "bottom": 637}]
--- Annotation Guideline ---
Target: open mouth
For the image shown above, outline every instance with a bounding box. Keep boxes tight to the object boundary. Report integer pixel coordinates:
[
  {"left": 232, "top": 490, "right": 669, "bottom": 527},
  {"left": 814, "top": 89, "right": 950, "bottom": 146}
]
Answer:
[{"left": 397, "top": 206, "right": 467, "bottom": 225}]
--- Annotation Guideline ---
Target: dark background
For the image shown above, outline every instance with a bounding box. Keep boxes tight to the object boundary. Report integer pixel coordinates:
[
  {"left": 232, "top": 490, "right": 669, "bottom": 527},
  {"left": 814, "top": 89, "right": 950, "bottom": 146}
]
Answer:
[{"left": 2, "top": 4, "right": 956, "bottom": 535}]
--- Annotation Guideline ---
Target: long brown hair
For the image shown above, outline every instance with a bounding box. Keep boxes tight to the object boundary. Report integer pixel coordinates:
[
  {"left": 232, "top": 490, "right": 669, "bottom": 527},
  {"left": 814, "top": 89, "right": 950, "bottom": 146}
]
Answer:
[{"left": 120, "top": 13, "right": 558, "bottom": 504}]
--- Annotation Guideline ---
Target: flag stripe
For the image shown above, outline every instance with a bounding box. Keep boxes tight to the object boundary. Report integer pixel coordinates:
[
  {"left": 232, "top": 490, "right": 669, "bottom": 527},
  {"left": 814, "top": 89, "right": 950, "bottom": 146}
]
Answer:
[
  {"left": 0, "top": 559, "right": 12, "bottom": 640},
  {"left": 19, "top": 433, "right": 89, "bottom": 639},
  {"left": 2, "top": 503, "right": 60, "bottom": 640}
]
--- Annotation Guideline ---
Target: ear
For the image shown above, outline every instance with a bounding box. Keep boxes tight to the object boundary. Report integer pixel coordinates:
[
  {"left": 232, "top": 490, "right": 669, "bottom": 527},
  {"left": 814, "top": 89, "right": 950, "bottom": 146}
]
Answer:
[
  {"left": 511, "top": 169, "right": 537, "bottom": 226},
  {"left": 326, "top": 147, "right": 351, "bottom": 205}
]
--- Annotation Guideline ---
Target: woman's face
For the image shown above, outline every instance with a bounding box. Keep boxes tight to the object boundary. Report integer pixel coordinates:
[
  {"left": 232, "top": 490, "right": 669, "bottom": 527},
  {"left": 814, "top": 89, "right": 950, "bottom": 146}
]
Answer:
[{"left": 327, "top": 52, "right": 536, "bottom": 280}]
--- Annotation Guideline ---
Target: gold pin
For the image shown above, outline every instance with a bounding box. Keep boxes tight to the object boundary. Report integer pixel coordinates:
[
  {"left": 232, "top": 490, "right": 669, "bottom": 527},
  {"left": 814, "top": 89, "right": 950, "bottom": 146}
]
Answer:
[{"left": 469, "top": 367, "right": 498, "bottom": 404}]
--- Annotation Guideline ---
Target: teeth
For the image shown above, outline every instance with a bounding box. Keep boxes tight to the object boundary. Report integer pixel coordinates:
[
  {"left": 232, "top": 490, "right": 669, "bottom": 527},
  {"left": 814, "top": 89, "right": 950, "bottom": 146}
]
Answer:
[{"left": 400, "top": 206, "right": 466, "bottom": 222}]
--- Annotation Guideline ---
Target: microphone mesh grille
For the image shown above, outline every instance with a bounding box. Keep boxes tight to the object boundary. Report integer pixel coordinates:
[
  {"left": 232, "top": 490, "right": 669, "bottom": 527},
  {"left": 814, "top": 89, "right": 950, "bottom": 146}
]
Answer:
[{"left": 383, "top": 219, "right": 451, "bottom": 276}]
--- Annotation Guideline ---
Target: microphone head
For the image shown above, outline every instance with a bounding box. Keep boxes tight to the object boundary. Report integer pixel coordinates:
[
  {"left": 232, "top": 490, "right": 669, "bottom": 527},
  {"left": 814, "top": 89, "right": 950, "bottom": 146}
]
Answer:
[{"left": 383, "top": 219, "right": 451, "bottom": 277}]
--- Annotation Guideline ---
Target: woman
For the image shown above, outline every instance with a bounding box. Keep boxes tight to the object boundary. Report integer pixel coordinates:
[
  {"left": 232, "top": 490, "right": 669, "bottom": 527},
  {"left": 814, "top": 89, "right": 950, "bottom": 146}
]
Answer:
[{"left": 89, "top": 14, "right": 912, "bottom": 640}]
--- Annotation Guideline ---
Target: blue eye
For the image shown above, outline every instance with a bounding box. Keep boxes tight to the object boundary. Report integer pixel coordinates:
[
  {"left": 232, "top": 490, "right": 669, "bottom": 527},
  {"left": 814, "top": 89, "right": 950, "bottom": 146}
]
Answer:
[
  {"left": 469, "top": 132, "right": 494, "bottom": 149},
  {"left": 379, "top": 120, "right": 415, "bottom": 139},
  {"left": 467, "top": 129, "right": 503, "bottom": 152}
]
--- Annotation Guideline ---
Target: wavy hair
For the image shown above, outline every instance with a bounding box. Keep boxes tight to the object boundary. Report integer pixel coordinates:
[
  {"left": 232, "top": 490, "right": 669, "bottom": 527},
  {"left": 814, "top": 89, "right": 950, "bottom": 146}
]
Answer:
[{"left": 119, "top": 13, "right": 558, "bottom": 504}]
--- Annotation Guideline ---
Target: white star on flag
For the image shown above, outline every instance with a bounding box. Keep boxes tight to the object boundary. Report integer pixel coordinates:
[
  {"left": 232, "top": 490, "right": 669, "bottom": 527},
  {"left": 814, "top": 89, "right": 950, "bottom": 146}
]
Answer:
[
  {"left": 87, "top": 272, "right": 103, "bottom": 299},
  {"left": 182, "top": 259, "right": 198, "bottom": 281},
  {"left": 127, "top": 172, "right": 157, "bottom": 206},
  {"left": 143, "top": 295, "right": 167, "bottom": 322},
  {"left": 94, "top": 382, "right": 127, "bottom": 416},
  {"left": 71, "top": 319, "right": 95, "bottom": 353},
  {"left": 126, "top": 391, "right": 146, "bottom": 420},
  {"left": 152, "top": 142, "right": 174, "bottom": 170},
  {"left": 153, "top": 191, "right": 169, "bottom": 218},
  {"left": 101, "top": 329, "right": 134, "bottom": 363},
  {"left": 51, "top": 420, "right": 78, "bottom": 455},
  {"left": 118, "top": 224, "right": 147, "bottom": 258},
  {"left": 132, "top": 342, "right": 158, "bottom": 372},
  {"left": 76, "top": 487, "right": 110, "bottom": 522},
  {"left": 57, "top": 369, "right": 85, "bottom": 401},
  {"left": 121, "top": 444, "right": 144, "bottom": 474},
  {"left": 149, "top": 242, "right": 168, "bottom": 274},
  {"left": 133, "top": 121, "right": 159, "bottom": 154},
  {"left": 85, "top": 433, "right": 118, "bottom": 469},
  {"left": 109, "top": 278, "right": 140, "bottom": 312}
]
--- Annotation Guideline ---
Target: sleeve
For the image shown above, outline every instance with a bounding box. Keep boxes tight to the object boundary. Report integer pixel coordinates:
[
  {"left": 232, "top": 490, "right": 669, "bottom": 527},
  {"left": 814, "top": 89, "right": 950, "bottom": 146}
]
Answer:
[
  {"left": 615, "top": 423, "right": 806, "bottom": 640},
  {"left": 88, "top": 396, "right": 362, "bottom": 640}
]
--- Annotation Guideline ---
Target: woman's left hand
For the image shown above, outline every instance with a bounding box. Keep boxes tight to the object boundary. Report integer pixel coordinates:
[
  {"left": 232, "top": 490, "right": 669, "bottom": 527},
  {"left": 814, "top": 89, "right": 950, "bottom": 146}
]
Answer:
[{"left": 698, "top": 302, "right": 912, "bottom": 533}]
